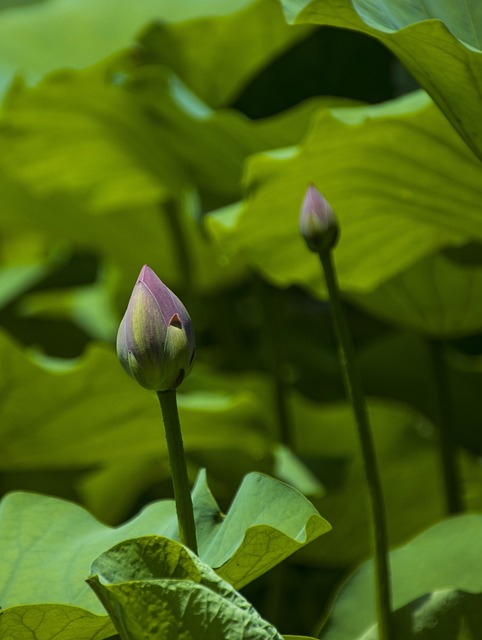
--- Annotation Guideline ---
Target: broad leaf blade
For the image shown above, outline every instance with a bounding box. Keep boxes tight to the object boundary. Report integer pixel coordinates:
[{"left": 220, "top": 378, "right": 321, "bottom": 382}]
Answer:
[
  {"left": 281, "top": 0, "right": 482, "bottom": 159},
  {"left": 88, "top": 536, "right": 285, "bottom": 640},
  {"left": 0, "top": 605, "right": 115, "bottom": 640},
  {"left": 352, "top": 247, "right": 482, "bottom": 337},
  {"left": 0, "top": 60, "right": 324, "bottom": 213},
  {"left": 138, "top": 0, "right": 310, "bottom": 108},
  {"left": 0, "top": 332, "right": 271, "bottom": 470},
  {"left": 208, "top": 91, "right": 482, "bottom": 296},
  {"left": 0, "top": 0, "right": 307, "bottom": 105},
  {"left": 193, "top": 471, "right": 331, "bottom": 588},
  {"left": 0, "top": 491, "right": 177, "bottom": 612},
  {"left": 319, "top": 515, "right": 482, "bottom": 639},
  {"left": 286, "top": 393, "right": 482, "bottom": 566},
  {"left": 0, "top": 471, "right": 328, "bottom": 618}
]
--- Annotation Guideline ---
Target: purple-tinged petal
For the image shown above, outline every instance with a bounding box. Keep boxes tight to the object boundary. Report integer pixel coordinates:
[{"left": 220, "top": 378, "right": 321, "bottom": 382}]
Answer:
[
  {"left": 116, "top": 265, "right": 195, "bottom": 391},
  {"left": 299, "top": 184, "right": 339, "bottom": 253}
]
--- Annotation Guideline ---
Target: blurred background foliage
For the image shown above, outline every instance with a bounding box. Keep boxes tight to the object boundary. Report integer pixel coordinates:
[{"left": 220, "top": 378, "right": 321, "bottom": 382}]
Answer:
[{"left": 2, "top": 0, "right": 482, "bottom": 635}]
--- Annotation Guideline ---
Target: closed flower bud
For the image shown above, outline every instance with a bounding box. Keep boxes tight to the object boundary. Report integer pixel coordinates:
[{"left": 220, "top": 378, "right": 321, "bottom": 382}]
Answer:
[
  {"left": 116, "top": 265, "right": 195, "bottom": 391},
  {"left": 299, "top": 184, "right": 339, "bottom": 252}
]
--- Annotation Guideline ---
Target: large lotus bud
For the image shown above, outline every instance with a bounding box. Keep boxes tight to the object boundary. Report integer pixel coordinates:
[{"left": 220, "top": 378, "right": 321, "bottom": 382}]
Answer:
[
  {"left": 299, "top": 184, "right": 339, "bottom": 252},
  {"left": 116, "top": 265, "right": 195, "bottom": 391}
]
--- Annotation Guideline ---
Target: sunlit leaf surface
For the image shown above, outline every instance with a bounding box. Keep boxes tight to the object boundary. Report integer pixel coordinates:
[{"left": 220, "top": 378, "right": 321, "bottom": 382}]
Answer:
[
  {"left": 0, "top": 0, "right": 306, "bottom": 105},
  {"left": 0, "top": 605, "right": 115, "bottom": 640},
  {"left": 208, "top": 91, "right": 482, "bottom": 296},
  {"left": 281, "top": 0, "right": 482, "bottom": 159},
  {"left": 352, "top": 246, "right": 482, "bottom": 337},
  {"left": 0, "top": 471, "right": 329, "bottom": 636},
  {"left": 319, "top": 515, "right": 482, "bottom": 639},
  {"left": 88, "top": 536, "right": 285, "bottom": 640},
  {"left": 0, "top": 331, "right": 271, "bottom": 469},
  {"left": 288, "top": 393, "right": 482, "bottom": 565}
]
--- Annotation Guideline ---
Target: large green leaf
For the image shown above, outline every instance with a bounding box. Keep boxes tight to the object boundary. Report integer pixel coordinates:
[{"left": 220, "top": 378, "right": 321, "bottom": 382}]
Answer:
[
  {"left": 0, "top": 0, "right": 306, "bottom": 104},
  {"left": 0, "top": 472, "right": 328, "bottom": 637},
  {"left": 0, "top": 161, "right": 243, "bottom": 295},
  {"left": 88, "top": 536, "right": 285, "bottom": 640},
  {"left": 0, "top": 473, "right": 328, "bottom": 607},
  {"left": 351, "top": 246, "right": 482, "bottom": 337},
  {"left": 1, "top": 68, "right": 184, "bottom": 211},
  {"left": 0, "top": 327, "right": 325, "bottom": 521},
  {"left": 191, "top": 470, "right": 331, "bottom": 589},
  {"left": 386, "top": 590, "right": 482, "bottom": 640},
  {"left": 0, "top": 63, "right": 334, "bottom": 292},
  {"left": 280, "top": 0, "right": 482, "bottom": 160},
  {"left": 0, "top": 331, "right": 271, "bottom": 470},
  {"left": 0, "top": 605, "right": 115, "bottom": 640},
  {"left": 318, "top": 515, "right": 482, "bottom": 639},
  {"left": 286, "top": 393, "right": 482, "bottom": 566},
  {"left": 208, "top": 91, "right": 482, "bottom": 296},
  {"left": 0, "top": 491, "right": 175, "bottom": 613},
  {"left": 137, "top": 0, "right": 310, "bottom": 108},
  {"left": 0, "top": 51, "right": 325, "bottom": 212}
]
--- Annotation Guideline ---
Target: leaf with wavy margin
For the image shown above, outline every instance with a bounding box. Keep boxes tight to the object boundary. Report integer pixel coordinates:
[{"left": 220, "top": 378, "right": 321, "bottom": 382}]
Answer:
[
  {"left": 319, "top": 515, "right": 482, "bottom": 639},
  {"left": 208, "top": 91, "right": 482, "bottom": 295},
  {"left": 280, "top": 0, "right": 482, "bottom": 160}
]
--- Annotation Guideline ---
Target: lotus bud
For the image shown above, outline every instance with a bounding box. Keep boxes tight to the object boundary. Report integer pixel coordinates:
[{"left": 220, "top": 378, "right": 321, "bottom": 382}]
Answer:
[
  {"left": 299, "top": 184, "right": 339, "bottom": 252},
  {"left": 116, "top": 265, "right": 195, "bottom": 391}
]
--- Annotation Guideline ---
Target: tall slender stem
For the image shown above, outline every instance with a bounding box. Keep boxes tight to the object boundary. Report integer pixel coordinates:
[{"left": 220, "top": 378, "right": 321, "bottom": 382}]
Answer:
[
  {"left": 157, "top": 389, "right": 198, "bottom": 553},
  {"left": 319, "top": 250, "right": 393, "bottom": 640},
  {"left": 427, "top": 339, "right": 463, "bottom": 514}
]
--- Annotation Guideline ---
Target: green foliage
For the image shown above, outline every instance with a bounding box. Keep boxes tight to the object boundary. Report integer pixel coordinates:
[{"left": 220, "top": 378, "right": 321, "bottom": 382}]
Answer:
[
  {"left": 281, "top": 0, "right": 482, "bottom": 159},
  {"left": 319, "top": 515, "right": 482, "bottom": 639},
  {"left": 0, "top": 0, "right": 305, "bottom": 104},
  {"left": 208, "top": 91, "right": 482, "bottom": 297},
  {"left": 2, "top": 0, "right": 482, "bottom": 637},
  {"left": 192, "top": 470, "right": 330, "bottom": 588},
  {"left": 88, "top": 536, "right": 285, "bottom": 640},
  {"left": 0, "top": 471, "right": 329, "bottom": 637},
  {"left": 0, "top": 605, "right": 115, "bottom": 640},
  {"left": 352, "top": 248, "right": 482, "bottom": 337},
  {"left": 0, "top": 332, "right": 271, "bottom": 471},
  {"left": 287, "top": 395, "right": 482, "bottom": 565}
]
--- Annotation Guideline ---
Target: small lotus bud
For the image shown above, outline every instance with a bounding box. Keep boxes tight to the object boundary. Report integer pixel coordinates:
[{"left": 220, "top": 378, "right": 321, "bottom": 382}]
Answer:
[
  {"left": 299, "top": 184, "right": 339, "bottom": 252},
  {"left": 116, "top": 265, "right": 195, "bottom": 391}
]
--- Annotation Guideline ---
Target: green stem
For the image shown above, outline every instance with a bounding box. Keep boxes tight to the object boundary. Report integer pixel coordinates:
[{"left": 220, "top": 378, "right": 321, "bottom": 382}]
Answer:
[
  {"left": 319, "top": 250, "right": 393, "bottom": 640},
  {"left": 157, "top": 390, "right": 198, "bottom": 554},
  {"left": 427, "top": 339, "right": 463, "bottom": 514}
]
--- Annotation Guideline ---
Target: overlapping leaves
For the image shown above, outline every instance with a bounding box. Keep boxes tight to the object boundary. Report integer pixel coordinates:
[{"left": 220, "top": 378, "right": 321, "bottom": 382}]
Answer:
[
  {"left": 0, "top": 471, "right": 329, "bottom": 639},
  {"left": 319, "top": 515, "right": 482, "bottom": 639},
  {"left": 281, "top": 0, "right": 482, "bottom": 160},
  {"left": 0, "top": 0, "right": 305, "bottom": 105},
  {"left": 286, "top": 392, "right": 482, "bottom": 566},
  {"left": 351, "top": 245, "right": 482, "bottom": 337},
  {"left": 88, "top": 536, "right": 285, "bottom": 640},
  {"left": 0, "top": 331, "right": 270, "bottom": 471},
  {"left": 208, "top": 91, "right": 482, "bottom": 296}
]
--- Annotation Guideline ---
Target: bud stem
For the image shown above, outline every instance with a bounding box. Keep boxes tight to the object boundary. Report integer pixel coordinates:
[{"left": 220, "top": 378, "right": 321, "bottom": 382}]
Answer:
[
  {"left": 157, "top": 390, "right": 198, "bottom": 554},
  {"left": 318, "top": 250, "right": 393, "bottom": 640}
]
